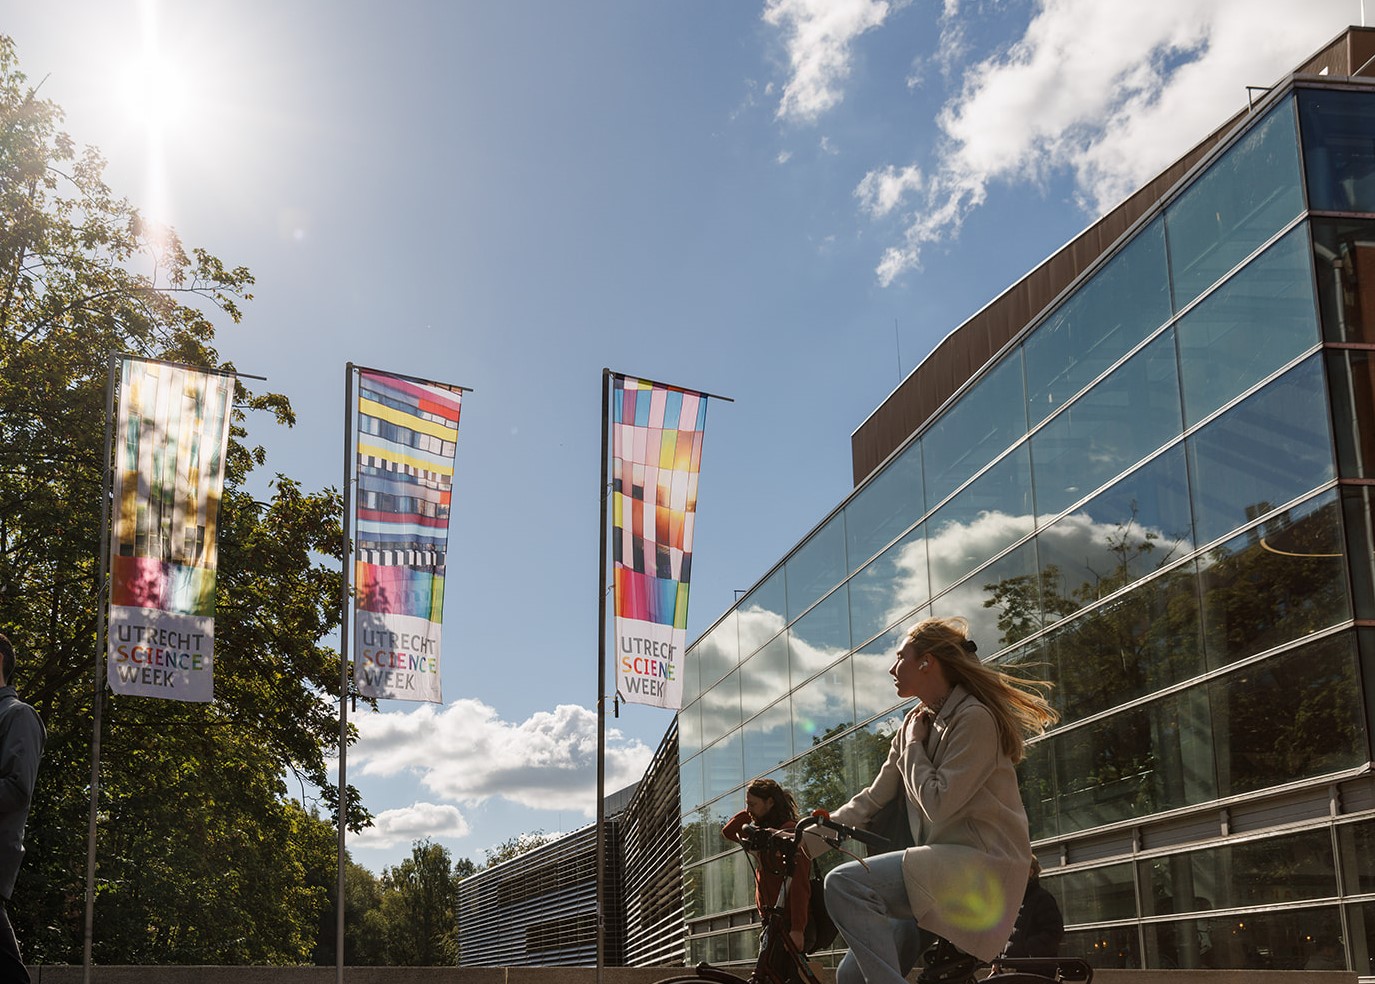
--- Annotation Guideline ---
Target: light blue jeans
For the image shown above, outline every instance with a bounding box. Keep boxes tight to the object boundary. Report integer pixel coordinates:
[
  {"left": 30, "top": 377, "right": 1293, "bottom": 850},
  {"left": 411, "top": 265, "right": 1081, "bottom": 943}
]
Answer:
[{"left": 825, "top": 852, "right": 922, "bottom": 984}]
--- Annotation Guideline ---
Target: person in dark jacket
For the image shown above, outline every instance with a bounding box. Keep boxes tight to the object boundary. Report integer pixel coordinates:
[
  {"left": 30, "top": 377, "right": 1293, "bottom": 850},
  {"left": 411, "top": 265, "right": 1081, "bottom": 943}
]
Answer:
[
  {"left": 0, "top": 633, "right": 45, "bottom": 983},
  {"left": 1002, "top": 856, "right": 1064, "bottom": 958}
]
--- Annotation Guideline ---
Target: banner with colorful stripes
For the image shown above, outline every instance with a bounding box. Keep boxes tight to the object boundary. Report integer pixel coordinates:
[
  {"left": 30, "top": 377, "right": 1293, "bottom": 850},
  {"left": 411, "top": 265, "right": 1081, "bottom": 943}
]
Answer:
[
  {"left": 107, "top": 357, "right": 234, "bottom": 702},
  {"left": 353, "top": 369, "right": 463, "bottom": 702},
  {"left": 611, "top": 375, "right": 710, "bottom": 710}
]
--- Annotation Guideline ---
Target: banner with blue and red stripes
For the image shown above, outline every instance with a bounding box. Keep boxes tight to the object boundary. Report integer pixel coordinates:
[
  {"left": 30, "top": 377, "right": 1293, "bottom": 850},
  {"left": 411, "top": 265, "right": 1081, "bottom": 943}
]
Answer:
[{"left": 353, "top": 369, "right": 463, "bottom": 702}]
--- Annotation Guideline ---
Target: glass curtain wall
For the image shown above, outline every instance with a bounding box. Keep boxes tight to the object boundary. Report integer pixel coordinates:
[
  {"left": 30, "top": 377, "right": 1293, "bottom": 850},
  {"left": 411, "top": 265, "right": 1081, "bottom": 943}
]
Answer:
[{"left": 678, "top": 82, "right": 1375, "bottom": 972}]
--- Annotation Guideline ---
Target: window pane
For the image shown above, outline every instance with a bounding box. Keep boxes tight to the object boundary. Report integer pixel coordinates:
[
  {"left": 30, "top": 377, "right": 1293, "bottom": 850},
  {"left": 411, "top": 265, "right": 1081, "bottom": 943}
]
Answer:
[
  {"left": 849, "top": 523, "right": 928, "bottom": 647},
  {"left": 1311, "top": 216, "right": 1375, "bottom": 344},
  {"left": 700, "top": 851, "right": 754, "bottom": 917},
  {"left": 1053, "top": 863, "right": 1138, "bottom": 924},
  {"left": 1341, "top": 903, "right": 1372, "bottom": 975},
  {"left": 1187, "top": 355, "right": 1335, "bottom": 545},
  {"left": 695, "top": 612, "right": 739, "bottom": 691},
  {"left": 1299, "top": 86, "right": 1375, "bottom": 213},
  {"left": 679, "top": 698, "right": 703, "bottom": 760},
  {"left": 1338, "top": 819, "right": 1375, "bottom": 895},
  {"left": 782, "top": 734, "right": 857, "bottom": 817},
  {"left": 1038, "top": 444, "right": 1196, "bottom": 626},
  {"left": 680, "top": 655, "right": 703, "bottom": 714},
  {"left": 1064, "top": 926, "right": 1141, "bottom": 969},
  {"left": 1199, "top": 491, "right": 1350, "bottom": 669},
  {"left": 787, "top": 515, "right": 847, "bottom": 620},
  {"left": 789, "top": 585, "right": 851, "bottom": 681},
  {"left": 846, "top": 439, "right": 924, "bottom": 572},
  {"left": 1327, "top": 348, "right": 1375, "bottom": 478},
  {"left": 700, "top": 667, "right": 741, "bottom": 748},
  {"left": 1052, "top": 685, "right": 1215, "bottom": 836},
  {"left": 849, "top": 715, "right": 904, "bottom": 796},
  {"left": 1144, "top": 905, "right": 1341, "bottom": 970},
  {"left": 680, "top": 755, "right": 705, "bottom": 812},
  {"left": 1045, "top": 564, "right": 1204, "bottom": 725},
  {"left": 1167, "top": 97, "right": 1303, "bottom": 308},
  {"left": 1211, "top": 631, "right": 1365, "bottom": 798},
  {"left": 1026, "top": 218, "right": 1172, "bottom": 425},
  {"left": 792, "top": 656, "right": 855, "bottom": 755},
  {"left": 1177, "top": 224, "right": 1319, "bottom": 427},
  {"left": 853, "top": 623, "right": 910, "bottom": 724},
  {"left": 936, "top": 540, "right": 1038, "bottom": 648},
  {"left": 738, "top": 569, "right": 786, "bottom": 660},
  {"left": 1344, "top": 489, "right": 1375, "bottom": 620},
  {"left": 1140, "top": 828, "right": 1336, "bottom": 920},
  {"left": 739, "top": 633, "right": 789, "bottom": 721},
  {"left": 1018, "top": 737, "right": 1057, "bottom": 841},
  {"left": 923, "top": 353, "right": 1029, "bottom": 507},
  {"left": 741, "top": 701, "right": 793, "bottom": 782},
  {"left": 681, "top": 808, "right": 712, "bottom": 868},
  {"left": 1033, "top": 329, "right": 1182, "bottom": 521},
  {"left": 702, "top": 730, "right": 744, "bottom": 804},
  {"left": 927, "top": 445, "right": 1035, "bottom": 597}
]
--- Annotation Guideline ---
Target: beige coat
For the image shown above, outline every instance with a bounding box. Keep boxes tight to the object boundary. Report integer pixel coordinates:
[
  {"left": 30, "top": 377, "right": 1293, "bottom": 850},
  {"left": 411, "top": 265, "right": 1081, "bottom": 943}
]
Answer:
[{"left": 828, "top": 686, "right": 1031, "bottom": 962}]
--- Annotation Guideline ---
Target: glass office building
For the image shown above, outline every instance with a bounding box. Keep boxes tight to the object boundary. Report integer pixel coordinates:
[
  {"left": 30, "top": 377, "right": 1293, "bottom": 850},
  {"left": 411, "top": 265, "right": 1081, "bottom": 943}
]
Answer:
[{"left": 676, "top": 29, "right": 1375, "bottom": 976}]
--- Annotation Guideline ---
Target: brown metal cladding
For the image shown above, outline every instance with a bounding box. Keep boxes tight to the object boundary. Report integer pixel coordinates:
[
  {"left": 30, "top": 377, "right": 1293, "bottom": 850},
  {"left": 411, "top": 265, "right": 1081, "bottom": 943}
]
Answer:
[{"left": 850, "top": 26, "right": 1375, "bottom": 486}]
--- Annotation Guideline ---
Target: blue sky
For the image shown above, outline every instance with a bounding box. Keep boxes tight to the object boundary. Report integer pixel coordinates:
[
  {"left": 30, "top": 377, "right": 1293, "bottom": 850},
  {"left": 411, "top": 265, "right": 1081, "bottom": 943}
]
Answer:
[{"left": 4, "top": 0, "right": 1361, "bottom": 873}]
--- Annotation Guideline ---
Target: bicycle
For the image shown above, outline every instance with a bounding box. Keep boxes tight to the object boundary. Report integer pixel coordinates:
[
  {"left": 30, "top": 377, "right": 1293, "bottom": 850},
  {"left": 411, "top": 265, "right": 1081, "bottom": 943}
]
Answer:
[{"left": 654, "top": 812, "right": 1096, "bottom": 984}]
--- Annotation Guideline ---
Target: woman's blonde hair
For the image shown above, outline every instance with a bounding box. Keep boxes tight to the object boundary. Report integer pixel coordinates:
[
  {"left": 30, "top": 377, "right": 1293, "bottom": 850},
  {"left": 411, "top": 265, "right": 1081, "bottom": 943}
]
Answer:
[{"left": 906, "top": 615, "right": 1057, "bottom": 764}]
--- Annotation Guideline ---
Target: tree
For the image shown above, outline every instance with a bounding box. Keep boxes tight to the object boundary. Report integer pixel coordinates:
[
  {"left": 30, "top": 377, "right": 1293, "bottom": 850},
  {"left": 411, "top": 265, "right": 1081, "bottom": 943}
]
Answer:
[
  {"left": 0, "top": 35, "right": 369, "bottom": 962},
  {"left": 482, "top": 830, "right": 552, "bottom": 868},
  {"left": 314, "top": 855, "right": 388, "bottom": 967},
  {"left": 361, "top": 840, "right": 463, "bottom": 965}
]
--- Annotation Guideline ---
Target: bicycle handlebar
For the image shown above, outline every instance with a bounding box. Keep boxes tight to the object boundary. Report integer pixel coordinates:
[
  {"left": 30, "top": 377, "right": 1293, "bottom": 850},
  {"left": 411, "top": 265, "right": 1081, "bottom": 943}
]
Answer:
[
  {"left": 737, "top": 810, "right": 891, "bottom": 858},
  {"left": 801, "top": 810, "right": 890, "bottom": 848}
]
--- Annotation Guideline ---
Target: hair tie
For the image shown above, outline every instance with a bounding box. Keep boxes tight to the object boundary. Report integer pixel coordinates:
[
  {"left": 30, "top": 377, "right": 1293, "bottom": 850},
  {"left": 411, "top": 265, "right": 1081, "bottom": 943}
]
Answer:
[{"left": 962, "top": 639, "right": 977, "bottom": 654}]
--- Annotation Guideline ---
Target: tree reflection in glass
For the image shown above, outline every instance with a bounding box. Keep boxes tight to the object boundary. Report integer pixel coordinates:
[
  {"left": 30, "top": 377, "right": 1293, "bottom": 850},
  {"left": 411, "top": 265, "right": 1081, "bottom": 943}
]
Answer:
[{"left": 1197, "top": 491, "right": 1350, "bottom": 670}]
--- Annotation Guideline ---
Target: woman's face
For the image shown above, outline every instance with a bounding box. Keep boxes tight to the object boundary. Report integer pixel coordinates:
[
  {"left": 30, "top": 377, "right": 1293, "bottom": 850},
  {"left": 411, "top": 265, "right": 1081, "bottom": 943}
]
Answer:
[
  {"left": 890, "top": 639, "right": 942, "bottom": 702},
  {"left": 745, "top": 792, "right": 773, "bottom": 821}
]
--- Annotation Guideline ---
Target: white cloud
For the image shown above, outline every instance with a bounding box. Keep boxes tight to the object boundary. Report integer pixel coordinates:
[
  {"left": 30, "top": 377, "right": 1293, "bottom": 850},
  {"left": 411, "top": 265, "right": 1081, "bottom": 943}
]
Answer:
[
  {"left": 856, "top": 163, "right": 924, "bottom": 218},
  {"left": 351, "top": 802, "right": 470, "bottom": 851},
  {"left": 764, "top": 0, "right": 894, "bottom": 123},
  {"left": 866, "top": 0, "right": 1355, "bottom": 285},
  {"left": 346, "top": 700, "right": 654, "bottom": 817}
]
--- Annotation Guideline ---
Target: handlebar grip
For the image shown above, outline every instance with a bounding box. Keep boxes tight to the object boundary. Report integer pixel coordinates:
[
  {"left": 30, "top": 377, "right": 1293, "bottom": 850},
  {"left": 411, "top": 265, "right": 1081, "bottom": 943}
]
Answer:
[
  {"left": 800, "top": 812, "right": 891, "bottom": 848},
  {"left": 836, "top": 822, "right": 889, "bottom": 848}
]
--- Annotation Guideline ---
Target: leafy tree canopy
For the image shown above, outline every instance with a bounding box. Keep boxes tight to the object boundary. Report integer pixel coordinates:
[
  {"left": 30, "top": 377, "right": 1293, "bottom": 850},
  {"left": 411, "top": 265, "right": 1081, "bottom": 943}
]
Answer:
[{"left": 0, "top": 35, "right": 369, "bottom": 963}]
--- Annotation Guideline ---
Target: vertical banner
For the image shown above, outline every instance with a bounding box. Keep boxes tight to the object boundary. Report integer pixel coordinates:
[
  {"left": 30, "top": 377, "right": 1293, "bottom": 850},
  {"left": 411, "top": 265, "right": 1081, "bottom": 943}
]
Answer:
[
  {"left": 611, "top": 375, "right": 709, "bottom": 709},
  {"left": 353, "top": 369, "right": 463, "bottom": 702},
  {"left": 107, "top": 358, "right": 234, "bottom": 701}
]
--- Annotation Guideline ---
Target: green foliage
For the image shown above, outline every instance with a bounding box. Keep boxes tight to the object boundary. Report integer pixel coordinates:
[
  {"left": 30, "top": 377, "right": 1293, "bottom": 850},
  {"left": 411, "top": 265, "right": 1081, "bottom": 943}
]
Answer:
[
  {"left": 332, "top": 840, "right": 471, "bottom": 966},
  {"left": 0, "top": 34, "right": 369, "bottom": 963},
  {"left": 482, "top": 830, "right": 552, "bottom": 868},
  {"left": 314, "top": 857, "right": 387, "bottom": 967}
]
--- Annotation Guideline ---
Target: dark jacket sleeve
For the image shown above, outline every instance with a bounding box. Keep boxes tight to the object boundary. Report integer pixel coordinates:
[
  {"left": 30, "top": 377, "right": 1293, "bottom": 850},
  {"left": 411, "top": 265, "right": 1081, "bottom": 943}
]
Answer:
[{"left": 0, "top": 703, "right": 43, "bottom": 813}]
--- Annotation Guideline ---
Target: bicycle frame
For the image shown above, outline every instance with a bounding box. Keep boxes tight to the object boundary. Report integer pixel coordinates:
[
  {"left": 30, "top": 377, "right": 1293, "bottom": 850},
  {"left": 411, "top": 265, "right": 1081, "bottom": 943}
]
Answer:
[{"left": 663, "top": 812, "right": 1093, "bottom": 984}]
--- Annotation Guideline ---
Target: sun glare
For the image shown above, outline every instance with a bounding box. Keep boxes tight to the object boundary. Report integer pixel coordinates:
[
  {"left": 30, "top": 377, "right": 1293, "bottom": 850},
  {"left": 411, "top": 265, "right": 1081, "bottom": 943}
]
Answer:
[
  {"left": 116, "top": 0, "right": 195, "bottom": 231},
  {"left": 119, "top": 50, "right": 193, "bottom": 134}
]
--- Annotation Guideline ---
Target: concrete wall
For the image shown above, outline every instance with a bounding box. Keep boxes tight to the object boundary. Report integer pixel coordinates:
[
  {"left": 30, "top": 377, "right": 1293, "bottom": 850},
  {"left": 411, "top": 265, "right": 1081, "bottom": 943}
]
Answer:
[{"left": 23, "top": 967, "right": 1361, "bottom": 984}]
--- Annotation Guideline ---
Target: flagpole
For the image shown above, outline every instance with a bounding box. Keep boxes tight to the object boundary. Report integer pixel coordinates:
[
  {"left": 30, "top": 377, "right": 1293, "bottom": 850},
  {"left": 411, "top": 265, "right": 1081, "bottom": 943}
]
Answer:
[
  {"left": 595, "top": 368, "right": 612, "bottom": 983},
  {"left": 337, "top": 362, "right": 357, "bottom": 984},
  {"left": 82, "top": 354, "right": 119, "bottom": 984}
]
